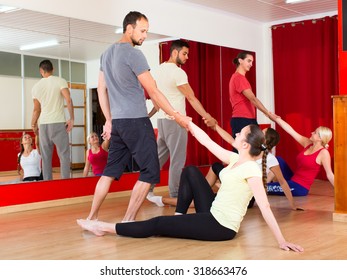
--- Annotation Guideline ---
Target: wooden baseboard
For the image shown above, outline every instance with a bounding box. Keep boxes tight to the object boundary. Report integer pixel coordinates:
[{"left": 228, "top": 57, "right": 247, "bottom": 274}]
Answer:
[{"left": 333, "top": 212, "right": 347, "bottom": 222}]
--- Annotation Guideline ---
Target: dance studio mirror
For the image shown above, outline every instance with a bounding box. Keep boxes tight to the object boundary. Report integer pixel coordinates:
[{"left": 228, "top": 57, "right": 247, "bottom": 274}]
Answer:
[{"left": 0, "top": 5, "right": 174, "bottom": 183}]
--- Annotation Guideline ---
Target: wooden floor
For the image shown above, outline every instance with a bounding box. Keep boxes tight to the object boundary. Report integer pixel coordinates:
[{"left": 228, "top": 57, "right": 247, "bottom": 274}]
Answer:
[{"left": 0, "top": 179, "right": 346, "bottom": 260}]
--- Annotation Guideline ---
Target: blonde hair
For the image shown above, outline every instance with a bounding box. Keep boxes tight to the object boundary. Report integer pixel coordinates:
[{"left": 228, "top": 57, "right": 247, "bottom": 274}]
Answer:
[
  {"left": 317, "top": 126, "right": 332, "bottom": 148},
  {"left": 87, "top": 132, "right": 98, "bottom": 145}
]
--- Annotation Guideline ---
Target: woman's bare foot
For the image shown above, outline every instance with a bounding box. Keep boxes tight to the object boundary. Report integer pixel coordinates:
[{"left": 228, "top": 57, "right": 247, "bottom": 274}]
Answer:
[{"left": 77, "top": 219, "right": 105, "bottom": 236}]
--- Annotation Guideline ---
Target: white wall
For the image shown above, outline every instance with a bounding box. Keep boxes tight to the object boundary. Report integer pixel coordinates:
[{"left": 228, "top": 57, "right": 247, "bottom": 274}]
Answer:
[{"left": 0, "top": 76, "right": 23, "bottom": 129}]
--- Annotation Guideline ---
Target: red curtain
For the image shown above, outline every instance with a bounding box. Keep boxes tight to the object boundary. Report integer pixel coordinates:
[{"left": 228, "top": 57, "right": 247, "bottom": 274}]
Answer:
[
  {"left": 159, "top": 40, "right": 256, "bottom": 167},
  {"left": 272, "top": 16, "right": 338, "bottom": 178}
]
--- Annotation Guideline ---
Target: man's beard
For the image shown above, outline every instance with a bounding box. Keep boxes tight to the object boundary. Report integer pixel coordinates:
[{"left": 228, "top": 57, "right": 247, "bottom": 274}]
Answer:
[
  {"left": 176, "top": 57, "right": 185, "bottom": 66},
  {"left": 132, "top": 38, "right": 143, "bottom": 46}
]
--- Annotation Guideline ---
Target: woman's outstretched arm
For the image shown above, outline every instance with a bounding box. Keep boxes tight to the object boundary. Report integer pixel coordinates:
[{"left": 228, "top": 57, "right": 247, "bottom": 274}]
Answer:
[
  {"left": 189, "top": 122, "right": 232, "bottom": 164},
  {"left": 248, "top": 176, "right": 304, "bottom": 252},
  {"left": 270, "top": 165, "right": 301, "bottom": 210},
  {"left": 319, "top": 149, "right": 334, "bottom": 187},
  {"left": 82, "top": 150, "right": 91, "bottom": 177},
  {"left": 215, "top": 124, "right": 234, "bottom": 145},
  {"left": 270, "top": 113, "right": 311, "bottom": 148}
]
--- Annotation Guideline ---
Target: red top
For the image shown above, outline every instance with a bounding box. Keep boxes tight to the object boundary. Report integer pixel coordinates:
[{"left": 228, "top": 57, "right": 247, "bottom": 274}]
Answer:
[
  {"left": 88, "top": 148, "right": 108, "bottom": 175},
  {"left": 291, "top": 144, "right": 324, "bottom": 189},
  {"left": 229, "top": 72, "right": 255, "bottom": 119}
]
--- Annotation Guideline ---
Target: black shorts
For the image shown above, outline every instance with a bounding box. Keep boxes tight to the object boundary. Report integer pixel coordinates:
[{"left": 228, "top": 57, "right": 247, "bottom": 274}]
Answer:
[{"left": 103, "top": 118, "right": 160, "bottom": 184}]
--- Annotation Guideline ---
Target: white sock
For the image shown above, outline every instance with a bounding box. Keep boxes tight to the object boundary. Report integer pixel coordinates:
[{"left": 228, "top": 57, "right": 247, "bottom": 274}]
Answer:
[
  {"left": 147, "top": 195, "right": 164, "bottom": 207},
  {"left": 146, "top": 191, "right": 154, "bottom": 199},
  {"left": 174, "top": 212, "right": 183, "bottom": 215}
]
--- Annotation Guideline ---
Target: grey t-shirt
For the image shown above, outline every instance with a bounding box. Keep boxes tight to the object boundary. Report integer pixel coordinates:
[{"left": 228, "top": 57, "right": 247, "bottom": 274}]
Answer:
[{"left": 100, "top": 43, "right": 150, "bottom": 119}]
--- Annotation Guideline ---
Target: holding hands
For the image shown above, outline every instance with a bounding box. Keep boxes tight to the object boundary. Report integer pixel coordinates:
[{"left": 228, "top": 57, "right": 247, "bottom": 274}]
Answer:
[
  {"left": 268, "top": 111, "right": 280, "bottom": 122},
  {"left": 167, "top": 111, "right": 192, "bottom": 131},
  {"left": 203, "top": 114, "right": 218, "bottom": 128}
]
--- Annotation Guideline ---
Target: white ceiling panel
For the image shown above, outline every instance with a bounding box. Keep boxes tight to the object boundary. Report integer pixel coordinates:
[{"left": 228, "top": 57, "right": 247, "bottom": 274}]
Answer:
[{"left": 178, "top": 0, "right": 337, "bottom": 22}]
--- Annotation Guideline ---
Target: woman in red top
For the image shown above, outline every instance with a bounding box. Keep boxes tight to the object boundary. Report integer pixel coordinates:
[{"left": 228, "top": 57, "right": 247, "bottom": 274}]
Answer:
[
  {"left": 229, "top": 51, "right": 276, "bottom": 139},
  {"left": 83, "top": 132, "right": 110, "bottom": 176},
  {"left": 268, "top": 114, "right": 334, "bottom": 196}
]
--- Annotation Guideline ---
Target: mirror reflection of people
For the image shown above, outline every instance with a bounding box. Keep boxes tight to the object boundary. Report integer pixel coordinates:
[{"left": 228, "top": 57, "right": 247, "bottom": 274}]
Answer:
[
  {"left": 83, "top": 132, "right": 109, "bottom": 177},
  {"left": 85, "top": 11, "right": 191, "bottom": 223},
  {"left": 17, "top": 133, "right": 42, "bottom": 182},
  {"left": 77, "top": 122, "right": 303, "bottom": 253},
  {"left": 31, "top": 59, "right": 74, "bottom": 180}
]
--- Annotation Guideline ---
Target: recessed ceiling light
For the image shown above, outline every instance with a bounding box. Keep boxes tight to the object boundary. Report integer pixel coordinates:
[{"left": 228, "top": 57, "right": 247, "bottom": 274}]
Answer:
[
  {"left": 115, "top": 27, "right": 123, "bottom": 34},
  {"left": 20, "top": 40, "right": 59, "bottom": 51},
  {"left": 0, "top": 5, "right": 22, "bottom": 13},
  {"left": 285, "top": 0, "right": 310, "bottom": 4}
]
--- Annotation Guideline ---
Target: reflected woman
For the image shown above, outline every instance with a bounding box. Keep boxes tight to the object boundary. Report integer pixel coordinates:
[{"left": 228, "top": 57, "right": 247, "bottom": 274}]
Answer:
[
  {"left": 83, "top": 132, "right": 110, "bottom": 177},
  {"left": 17, "top": 133, "right": 42, "bottom": 182}
]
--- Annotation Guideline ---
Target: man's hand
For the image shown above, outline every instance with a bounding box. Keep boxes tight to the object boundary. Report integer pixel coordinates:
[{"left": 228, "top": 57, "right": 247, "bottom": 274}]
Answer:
[
  {"left": 65, "top": 119, "right": 74, "bottom": 133},
  {"left": 203, "top": 114, "right": 218, "bottom": 128},
  {"left": 173, "top": 112, "right": 192, "bottom": 130},
  {"left": 32, "top": 123, "right": 39, "bottom": 135},
  {"left": 102, "top": 120, "right": 112, "bottom": 140}
]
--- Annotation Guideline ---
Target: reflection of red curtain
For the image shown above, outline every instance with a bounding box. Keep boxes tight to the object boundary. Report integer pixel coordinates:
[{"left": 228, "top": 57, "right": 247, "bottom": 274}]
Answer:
[
  {"left": 159, "top": 40, "right": 256, "bottom": 166},
  {"left": 272, "top": 16, "right": 338, "bottom": 179}
]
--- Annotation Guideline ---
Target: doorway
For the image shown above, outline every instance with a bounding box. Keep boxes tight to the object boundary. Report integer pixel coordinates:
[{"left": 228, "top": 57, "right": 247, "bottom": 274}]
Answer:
[
  {"left": 91, "top": 88, "right": 139, "bottom": 172},
  {"left": 91, "top": 88, "right": 105, "bottom": 138}
]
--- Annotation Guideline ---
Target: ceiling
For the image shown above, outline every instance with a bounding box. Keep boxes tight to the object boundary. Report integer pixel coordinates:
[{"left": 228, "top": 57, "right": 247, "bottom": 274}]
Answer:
[
  {"left": 0, "top": 0, "right": 338, "bottom": 62},
  {"left": 0, "top": 7, "right": 172, "bottom": 61},
  {"left": 180, "top": 0, "right": 337, "bottom": 22}
]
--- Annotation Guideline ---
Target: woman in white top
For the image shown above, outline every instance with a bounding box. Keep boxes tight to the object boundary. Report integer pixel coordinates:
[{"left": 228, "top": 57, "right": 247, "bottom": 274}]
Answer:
[
  {"left": 17, "top": 133, "right": 42, "bottom": 182},
  {"left": 77, "top": 122, "right": 303, "bottom": 252},
  {"left": 255, "top": 127, "right": 299, "bottom": 210}
]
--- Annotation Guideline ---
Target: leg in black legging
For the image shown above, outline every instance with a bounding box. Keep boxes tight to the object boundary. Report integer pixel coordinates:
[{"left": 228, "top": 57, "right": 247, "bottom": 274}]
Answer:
[
  {"left": 175, "top": 166, "right": 215, "bottom": 214},
  {"left": 115, "top": 166, "right": 236, "bottom": 241},
  {"left": 116, "top": 212, "right": 236, "bottom": 241},
  {"left": 211, "top": 162, "right": 224, "bottom": 180}
]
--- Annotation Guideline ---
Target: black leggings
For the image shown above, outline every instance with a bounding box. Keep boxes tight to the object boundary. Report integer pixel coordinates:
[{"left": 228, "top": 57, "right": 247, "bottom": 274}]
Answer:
[
  {"left": 175, "top": 165, "right": 216, "bottom": 214},
  {"left": 116, "top": 166, "right": 236, "bottom": 241}
]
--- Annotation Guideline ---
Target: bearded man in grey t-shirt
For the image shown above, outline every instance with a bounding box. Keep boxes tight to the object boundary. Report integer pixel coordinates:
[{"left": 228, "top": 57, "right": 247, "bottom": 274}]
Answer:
[{"left": 84, "top": 11, "right": 191, "bottom": 222}]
